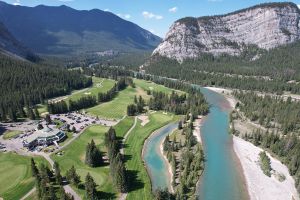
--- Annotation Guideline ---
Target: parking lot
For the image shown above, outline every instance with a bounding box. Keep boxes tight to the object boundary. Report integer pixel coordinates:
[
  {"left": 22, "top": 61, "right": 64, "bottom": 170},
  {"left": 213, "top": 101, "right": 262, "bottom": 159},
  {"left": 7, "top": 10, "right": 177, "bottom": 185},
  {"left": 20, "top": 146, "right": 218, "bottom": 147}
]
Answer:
[
  {"left": 53, "top": 112, "right": 118, "bottom": 132},
  {"left": 0, "top": 112, "right": 118, "bottom": 154}
]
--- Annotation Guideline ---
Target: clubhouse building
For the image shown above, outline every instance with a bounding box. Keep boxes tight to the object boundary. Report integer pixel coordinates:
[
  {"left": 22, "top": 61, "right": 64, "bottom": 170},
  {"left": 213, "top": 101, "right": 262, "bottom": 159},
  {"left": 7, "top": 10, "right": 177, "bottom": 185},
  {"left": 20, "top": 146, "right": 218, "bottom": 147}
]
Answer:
[{"left": 23, "top": 126, "right": 66, "bottom": 149}]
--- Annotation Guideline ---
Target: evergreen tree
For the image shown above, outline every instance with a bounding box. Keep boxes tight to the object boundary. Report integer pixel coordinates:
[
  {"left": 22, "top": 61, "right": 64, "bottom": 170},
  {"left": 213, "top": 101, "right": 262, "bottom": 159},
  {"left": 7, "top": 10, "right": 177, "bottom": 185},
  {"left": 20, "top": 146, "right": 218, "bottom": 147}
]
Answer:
[
  {"left": 85, "top": 173, "right": 98, "bottom": 200},
  {"left": 45, "top": 114, "right": 52, "bottom": 124},
  {"left": 31, "top": 158, "right": 39, "bottom": 178},
  {"left": 85, "top": 140, "right": 102, "bottom": 167},
  {"left": 54, "top": 161, "right": 63, "bottom": 185},
  {"left": 34, "top": 107, "right": 40, "bottom": 119},
  {"left": 66, "top": 166, "right": 80, "bottom": 187}
]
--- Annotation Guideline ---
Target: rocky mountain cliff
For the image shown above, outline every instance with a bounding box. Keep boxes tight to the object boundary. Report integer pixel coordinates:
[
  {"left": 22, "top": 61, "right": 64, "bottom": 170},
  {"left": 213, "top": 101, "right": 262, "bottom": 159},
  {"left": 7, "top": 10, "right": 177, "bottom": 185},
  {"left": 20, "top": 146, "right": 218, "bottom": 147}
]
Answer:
[{"left": 152, "top": 2, "right": 300, "bottom": 61}]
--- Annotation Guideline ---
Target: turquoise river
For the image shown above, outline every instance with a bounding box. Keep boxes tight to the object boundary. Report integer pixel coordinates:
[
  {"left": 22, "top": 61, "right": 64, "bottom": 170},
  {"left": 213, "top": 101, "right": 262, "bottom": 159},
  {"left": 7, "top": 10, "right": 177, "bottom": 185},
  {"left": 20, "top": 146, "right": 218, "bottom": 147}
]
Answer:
[{"left": 143, "top": 87, "right": 248, "bottom": 200}]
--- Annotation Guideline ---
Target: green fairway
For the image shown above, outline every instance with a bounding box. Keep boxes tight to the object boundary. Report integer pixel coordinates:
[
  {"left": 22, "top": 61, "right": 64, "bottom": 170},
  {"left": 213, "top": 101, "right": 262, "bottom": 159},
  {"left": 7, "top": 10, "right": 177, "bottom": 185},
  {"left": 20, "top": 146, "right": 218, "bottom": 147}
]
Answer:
[
  {"left": 51, "top": 125, "right": 117, "bottom": 199},
  {"left": 86, "top": 87, "right": 138, "bottom": 119},
  {"left": 3, "top": 130, "right": 22, "bottom": 140},
  {"left": 36, "top": 104, "right": 48, "bottom": 115},
  {"left": 67, "top": 77, "right": 115, "bottom": 102},
  {"left": 86, "top": 79, "right": 178, "bottom": 119},
  {"left": 114, "top": 116, "right": 135, "bottom": 138},
  {"left": 0, "top": 153, "right": 48, "bottom": 200},
  {"left": 37, "top": 77, "right": 115, "bottom": 113},
  {"left": 124, "top": 112, "right": 177, "bottom": 200},
  {"left": 133, "top": 79, "right": 184, "bottom": 95}
]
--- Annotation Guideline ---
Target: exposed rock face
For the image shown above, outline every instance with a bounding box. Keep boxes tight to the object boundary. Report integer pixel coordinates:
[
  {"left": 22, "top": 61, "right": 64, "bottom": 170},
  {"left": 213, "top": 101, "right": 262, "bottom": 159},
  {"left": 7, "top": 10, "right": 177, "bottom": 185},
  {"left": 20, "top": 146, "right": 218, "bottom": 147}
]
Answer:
[{"left": 153, "top": 3, "right": 300, "bottom": 61}]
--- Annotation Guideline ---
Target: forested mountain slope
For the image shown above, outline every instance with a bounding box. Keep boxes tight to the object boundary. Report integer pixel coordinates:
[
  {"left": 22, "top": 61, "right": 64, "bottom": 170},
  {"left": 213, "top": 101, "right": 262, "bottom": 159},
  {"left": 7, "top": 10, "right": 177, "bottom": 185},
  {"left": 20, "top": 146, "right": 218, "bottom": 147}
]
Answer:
[
  {"left": 0, "top": 1, "right": 161, "bottom": 55},
  {"left": 145, "top": 3, "right": 300, "bottom": 94},
  {"left": 0, "top": 54, "right": 92, "bottom": 121},
  {"left": 0, "top": 21, "right": 37, "bottom": 61}
]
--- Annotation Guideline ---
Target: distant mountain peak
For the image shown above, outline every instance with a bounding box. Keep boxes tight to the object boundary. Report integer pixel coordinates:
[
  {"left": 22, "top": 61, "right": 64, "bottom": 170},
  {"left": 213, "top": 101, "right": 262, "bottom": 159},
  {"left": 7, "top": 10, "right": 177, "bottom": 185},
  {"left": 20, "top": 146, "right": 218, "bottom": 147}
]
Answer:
[{"left": 0, "top": 1, "right": 161, "bottom": 55}]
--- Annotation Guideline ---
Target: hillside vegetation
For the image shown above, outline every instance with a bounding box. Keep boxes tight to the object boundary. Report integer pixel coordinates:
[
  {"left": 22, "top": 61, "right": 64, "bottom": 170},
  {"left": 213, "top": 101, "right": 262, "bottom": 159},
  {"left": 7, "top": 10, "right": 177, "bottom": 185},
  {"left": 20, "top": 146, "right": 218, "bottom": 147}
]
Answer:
[
  {"left": 0, "top": 54, "right": 91, "bottom": 121},
  {"left": 146, "top": 41, "right": 300, "bottom": 94}
]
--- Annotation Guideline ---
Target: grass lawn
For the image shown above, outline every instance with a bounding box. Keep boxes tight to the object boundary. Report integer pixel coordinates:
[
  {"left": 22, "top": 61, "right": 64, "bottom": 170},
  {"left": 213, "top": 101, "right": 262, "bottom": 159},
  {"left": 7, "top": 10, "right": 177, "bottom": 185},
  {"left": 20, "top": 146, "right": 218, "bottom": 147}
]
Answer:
[
  {"left": 86, "top": 79, "right": 179, "bottom": 120},
  {"left": 3, "top": 130, "right": 22, "bottom": 140},
  {"left": 133, "top": 79, "right": 184, "bottom": 95},
  {"left": 36, "top": 77, "right": 115, "bottom": 113},
  {"left": 24, "top": 191, "right": 38, "bottom": 200},
  {"left": 67, "top": 77, "right": 115, "bottom": 102},
  {"left": 114, "top": 116, "right": 135, "bottom": 138},
  {"left": 51, "top": 125, "right": 117, "bottom": 199},
  {"left": 124, "top": 112, "right": 178, "bottom": 200},
  {"left": 86, "top": 87, "right": 137, "bottom": 119},
  {"left": 36, "top": 104, "right": 48, "bottom": 115},
  {"left": 0, "top": 153, "right": 48, "bottom": 200}
]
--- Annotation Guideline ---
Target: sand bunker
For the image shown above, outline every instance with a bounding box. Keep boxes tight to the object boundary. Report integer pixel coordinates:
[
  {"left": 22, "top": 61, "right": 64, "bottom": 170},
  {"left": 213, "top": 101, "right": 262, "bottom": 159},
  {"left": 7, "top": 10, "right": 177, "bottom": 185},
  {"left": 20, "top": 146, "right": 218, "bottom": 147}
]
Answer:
[{"left": 138, "top": 115, "right": 149, "bottom": 126}]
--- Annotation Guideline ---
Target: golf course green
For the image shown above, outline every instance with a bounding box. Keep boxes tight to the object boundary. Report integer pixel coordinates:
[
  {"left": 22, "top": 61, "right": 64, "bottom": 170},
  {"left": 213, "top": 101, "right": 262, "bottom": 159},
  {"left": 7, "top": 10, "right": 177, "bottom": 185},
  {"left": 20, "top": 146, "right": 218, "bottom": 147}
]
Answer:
[{"left": 0, "top": 153, "right": 47, "bottom": 200}]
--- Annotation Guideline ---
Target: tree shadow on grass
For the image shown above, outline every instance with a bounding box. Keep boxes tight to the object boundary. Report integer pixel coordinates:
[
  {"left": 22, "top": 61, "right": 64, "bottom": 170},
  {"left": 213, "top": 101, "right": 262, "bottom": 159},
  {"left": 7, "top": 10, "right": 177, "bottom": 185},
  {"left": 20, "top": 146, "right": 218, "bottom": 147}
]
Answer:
[
  {"left": 97, "top": 191, "right": 116, "bottom": 200},
  {"left": 127, "top": 169, "right": 144, "bottom": 192},
  {"left": 122, "top": 154, "right": 132, "bottom": 162}
]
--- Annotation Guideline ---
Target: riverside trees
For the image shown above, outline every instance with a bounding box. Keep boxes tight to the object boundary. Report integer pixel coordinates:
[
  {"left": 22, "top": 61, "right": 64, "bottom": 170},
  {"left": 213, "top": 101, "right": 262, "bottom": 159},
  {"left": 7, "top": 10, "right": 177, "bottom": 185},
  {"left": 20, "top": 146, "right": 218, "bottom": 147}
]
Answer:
[
  {"left": 234, "top": 91, "right": 300, "bottom": 134},
  {"left": 259, "top": 151, "right": 272, "bottom": 177}
]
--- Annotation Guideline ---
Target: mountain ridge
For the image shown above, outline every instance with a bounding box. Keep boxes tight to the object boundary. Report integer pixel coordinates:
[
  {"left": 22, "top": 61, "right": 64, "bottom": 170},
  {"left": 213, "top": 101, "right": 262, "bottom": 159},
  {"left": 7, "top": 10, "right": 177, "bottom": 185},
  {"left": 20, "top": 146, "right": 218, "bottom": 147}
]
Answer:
[
  {"left": 0, "top": 21, "right": 37, "bottom": 61},
  {"left": 152, "top": 2, "right": 300, "bottom": 62},
  {"left": 0, "top": 1, "right": 161, "bottom": 55}
]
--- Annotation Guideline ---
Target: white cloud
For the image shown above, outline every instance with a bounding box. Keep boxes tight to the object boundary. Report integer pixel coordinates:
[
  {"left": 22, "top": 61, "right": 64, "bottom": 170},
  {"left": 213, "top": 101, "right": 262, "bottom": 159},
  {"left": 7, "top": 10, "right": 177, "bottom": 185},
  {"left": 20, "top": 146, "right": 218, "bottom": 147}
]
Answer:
[
  {"left": 298, "top": 5, "right": 300, "bottom": 9},
  {"left": 142, "top": 11, "right": 163, "bottom": 20},
  {"left": 124, "top": 14, "right": 131, "bottom": 19},
  {"left": 13, "top": 0, "right": 20, "bottom": 5},
  {"left": 117, "top": 13, "right": 131, "bottom": 19},
  {"left": 169, "top": 7, "right": 178, "bottom": 13},
  {"left": 148, "top": 29, "right": 161, "bottom": 37},
  {"left": 104, "top": 8, "right": 110, "bottom": 12}
]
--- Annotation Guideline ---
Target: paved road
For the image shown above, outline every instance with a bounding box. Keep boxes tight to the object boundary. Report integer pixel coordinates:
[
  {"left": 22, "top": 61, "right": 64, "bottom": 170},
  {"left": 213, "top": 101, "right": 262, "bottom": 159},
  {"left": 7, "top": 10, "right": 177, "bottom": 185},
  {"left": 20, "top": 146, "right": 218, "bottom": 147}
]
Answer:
[
  {"left": 64, "top": 185, "right": 81, "bottom": 200},
  {"left": 119, "top": 116, "right": 138, "bottom": 200},
  {"left": 20, "top": 187, "right": 36, "bottom": 200}
]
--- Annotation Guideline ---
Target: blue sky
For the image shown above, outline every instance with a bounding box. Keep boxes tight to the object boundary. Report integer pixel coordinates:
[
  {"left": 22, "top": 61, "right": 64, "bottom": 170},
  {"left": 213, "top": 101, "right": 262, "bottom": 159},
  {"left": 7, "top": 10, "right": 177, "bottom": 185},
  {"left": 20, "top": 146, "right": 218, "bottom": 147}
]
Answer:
[{"left": 3, "top": 0, "right": 300, "bottom": 37}]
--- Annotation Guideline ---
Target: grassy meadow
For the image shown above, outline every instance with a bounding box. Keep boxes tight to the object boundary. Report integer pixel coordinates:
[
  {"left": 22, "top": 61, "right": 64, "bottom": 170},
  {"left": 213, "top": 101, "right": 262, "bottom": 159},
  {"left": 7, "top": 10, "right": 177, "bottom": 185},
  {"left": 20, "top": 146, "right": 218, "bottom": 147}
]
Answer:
[
  {"left": 51, "top": 125, "right": 118, "bottom": 199},
  {"left": 3, "top": 130, "right": 22, "bottom": 140},
  {"left": 0, "top": 153, "right": 48, "bottom": 200}
]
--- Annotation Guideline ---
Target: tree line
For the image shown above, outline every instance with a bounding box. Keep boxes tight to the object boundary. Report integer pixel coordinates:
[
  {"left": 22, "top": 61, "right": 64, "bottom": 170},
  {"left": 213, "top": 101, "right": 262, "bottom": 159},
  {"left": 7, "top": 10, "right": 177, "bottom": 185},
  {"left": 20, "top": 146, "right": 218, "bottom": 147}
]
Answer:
[
  {"left": 105, "top": 127, "right": 128, "bottom": 193},
  {"left": 0, "top": 54, "right": 92, "bottom": 122},
  {"left": 31, "top": 159, "right": 74, "bottom": 200},
  {"left": 241, "top": 130, "right": 300, "bottom": 192},
  {"left": 149, "top": 90, "right": 209, "bottom": 116},
  {"left": 48, "top": 77, "right": 134, "bottom": 114},
  {"left": 163, "top": 114, "right": 204, "bottom": 199},
  {"left": 233, "top": 91, "right": 300, "bottom": 134},
  {"left": 145, "top": 41, "right": 300, "bottom": 94}
]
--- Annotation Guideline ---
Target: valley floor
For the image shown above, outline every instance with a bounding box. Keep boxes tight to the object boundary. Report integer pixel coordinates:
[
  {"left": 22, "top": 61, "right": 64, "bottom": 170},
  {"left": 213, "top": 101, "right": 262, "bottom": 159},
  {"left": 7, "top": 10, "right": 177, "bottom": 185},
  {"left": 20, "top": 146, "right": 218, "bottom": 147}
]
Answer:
[{"left": 205, "top": 86, "right": 300, "bottom": 200}]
